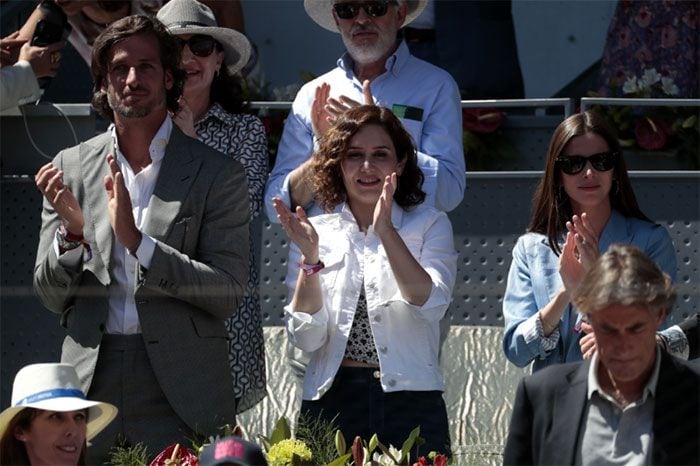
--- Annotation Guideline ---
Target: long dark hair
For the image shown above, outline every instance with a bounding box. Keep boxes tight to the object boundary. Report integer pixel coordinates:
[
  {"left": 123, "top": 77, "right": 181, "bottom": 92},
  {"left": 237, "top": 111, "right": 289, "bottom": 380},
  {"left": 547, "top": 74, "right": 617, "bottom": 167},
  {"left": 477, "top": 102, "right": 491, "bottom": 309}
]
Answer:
[
  {"left": 0, "top": 409, "right": 87, "bottom": 466},
  {"left": 90, "top": 15, "right": 186, "bottom": 122},
  {"left": 528, "top": 111, "right": 651, "bottom": 254},
  {"left": 312, "top": 105, "right": 425, "bottom": 212},
  {"left": 210, "top": 59, "right": 244, "bottom": 114}
]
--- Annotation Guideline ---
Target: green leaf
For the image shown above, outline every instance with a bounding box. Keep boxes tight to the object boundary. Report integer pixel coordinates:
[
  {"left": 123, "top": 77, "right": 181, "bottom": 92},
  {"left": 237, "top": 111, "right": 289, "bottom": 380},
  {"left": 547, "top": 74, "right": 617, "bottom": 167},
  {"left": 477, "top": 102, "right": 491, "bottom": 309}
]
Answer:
[
  {"left": 682, "top": 114, "right": 697, "bottom": 129},
  {"left": 335, "top": 430, "right": 347, "bottom": 455},
  {"left": 368, "top": 434, "right": 378, "bottom": 455},
  {"left": 270, "top": 417, "right": 292, "bottom": 445},
  {"left": 400, "top": 427, "right": 421, "bottom": 458},
  {"left": 327, "top": 453, "right": 352, "bottom": 466}
]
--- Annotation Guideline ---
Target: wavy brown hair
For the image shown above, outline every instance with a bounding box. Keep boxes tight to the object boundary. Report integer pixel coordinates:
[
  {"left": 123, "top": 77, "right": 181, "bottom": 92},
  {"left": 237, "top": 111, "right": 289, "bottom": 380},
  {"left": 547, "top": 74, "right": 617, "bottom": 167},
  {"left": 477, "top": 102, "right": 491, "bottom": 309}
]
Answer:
[
  {"left": 90, "top": 15, "right": 186, "bottom": 122},
  {"left": 528, "top": 111, "right": 651, "bottom": 255},
  {"left": 312, "top": 105, "right": 425, "bottom": 212}
]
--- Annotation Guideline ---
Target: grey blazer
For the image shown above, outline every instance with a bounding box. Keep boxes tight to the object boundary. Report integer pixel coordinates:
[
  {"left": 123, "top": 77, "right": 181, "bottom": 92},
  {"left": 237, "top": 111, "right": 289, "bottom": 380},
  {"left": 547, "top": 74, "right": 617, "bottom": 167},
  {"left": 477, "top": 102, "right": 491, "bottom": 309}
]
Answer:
[{"left": 33, "top": 126, "right": 250, "bottom": 435}]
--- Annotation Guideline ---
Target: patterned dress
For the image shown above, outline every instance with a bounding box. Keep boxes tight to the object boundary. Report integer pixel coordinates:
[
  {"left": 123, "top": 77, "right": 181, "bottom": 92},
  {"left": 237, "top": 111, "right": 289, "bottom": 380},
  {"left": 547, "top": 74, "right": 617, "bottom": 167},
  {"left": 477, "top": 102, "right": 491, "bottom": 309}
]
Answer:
[{"left": 195, "top": 103, "right": 268, "bottom": 412}]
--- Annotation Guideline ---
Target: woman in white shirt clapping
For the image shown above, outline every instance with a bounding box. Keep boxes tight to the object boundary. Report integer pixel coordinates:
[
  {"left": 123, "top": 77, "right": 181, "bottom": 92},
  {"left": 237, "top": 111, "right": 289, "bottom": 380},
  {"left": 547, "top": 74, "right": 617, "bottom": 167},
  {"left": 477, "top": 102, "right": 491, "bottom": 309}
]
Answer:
[{"left": 272, "top": 105, "right": 457, "bottom": 457}]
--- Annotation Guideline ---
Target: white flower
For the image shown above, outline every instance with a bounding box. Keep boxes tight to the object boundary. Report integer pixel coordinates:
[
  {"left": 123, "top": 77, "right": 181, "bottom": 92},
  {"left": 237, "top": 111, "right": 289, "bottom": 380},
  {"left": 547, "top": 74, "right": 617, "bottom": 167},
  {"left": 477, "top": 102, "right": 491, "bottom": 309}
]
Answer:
[
  {"left": 370, "top": 445, "right": 403, "bottom": 466},
  {"left": 641, "top": 68, "right": 662, "bottom": 88},
  {"left": 661, "top": 77, "right": 679, "bottom": 96},
  {"left": 622, "top": 75, "right": 640, "bottom": 94}
]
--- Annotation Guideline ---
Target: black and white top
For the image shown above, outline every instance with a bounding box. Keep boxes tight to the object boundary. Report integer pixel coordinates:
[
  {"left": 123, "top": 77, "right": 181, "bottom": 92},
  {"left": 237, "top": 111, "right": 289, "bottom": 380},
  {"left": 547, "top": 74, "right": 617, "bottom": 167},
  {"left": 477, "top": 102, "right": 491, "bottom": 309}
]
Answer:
[
  {"left": 344, "top": 284, "right": 379, "bottom": 366},
  {"left": 195, "top": 102, "right": 268, "bottom": 412}
]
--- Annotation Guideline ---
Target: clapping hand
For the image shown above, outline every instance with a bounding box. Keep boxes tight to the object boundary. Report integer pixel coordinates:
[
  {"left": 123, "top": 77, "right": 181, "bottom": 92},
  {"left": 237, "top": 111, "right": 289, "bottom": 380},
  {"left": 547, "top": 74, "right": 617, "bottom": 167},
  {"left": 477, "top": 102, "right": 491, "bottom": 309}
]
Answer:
[
  {"left": 310, "top": 80, "right": 374, "bottom": 138},
  {"left": 566, "top": 213, "right": 599, "bottom": 269},
  {"left": 272, "top": 197, "right": 319, "bottom": 263},
  {"left": 373, "top": 172, "right": 397, "bottom": 238},
  {"left": 35, "top": 162, "right": 84, "bottom": 235},
  {"left": 104, "top": 154, "right": 141, "bottom": 253}
]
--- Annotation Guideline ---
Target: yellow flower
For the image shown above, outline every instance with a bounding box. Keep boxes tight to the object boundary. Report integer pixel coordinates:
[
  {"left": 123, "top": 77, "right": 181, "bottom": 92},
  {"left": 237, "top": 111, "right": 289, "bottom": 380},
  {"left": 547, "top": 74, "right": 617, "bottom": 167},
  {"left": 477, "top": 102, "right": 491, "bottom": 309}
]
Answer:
[{"left": 266, "top": 439, "right": 313, "bottom": 466}]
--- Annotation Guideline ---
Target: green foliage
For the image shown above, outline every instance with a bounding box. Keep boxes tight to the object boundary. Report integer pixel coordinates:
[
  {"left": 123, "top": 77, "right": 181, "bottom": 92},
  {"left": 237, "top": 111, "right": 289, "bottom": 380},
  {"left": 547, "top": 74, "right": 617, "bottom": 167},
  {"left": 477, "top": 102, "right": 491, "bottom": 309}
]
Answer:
[
  {"left": 295, "top": 412, "right": 342, "bottom": 466},
  {"left": 107, "top": 438, "right": 149, "bottom": 466}
]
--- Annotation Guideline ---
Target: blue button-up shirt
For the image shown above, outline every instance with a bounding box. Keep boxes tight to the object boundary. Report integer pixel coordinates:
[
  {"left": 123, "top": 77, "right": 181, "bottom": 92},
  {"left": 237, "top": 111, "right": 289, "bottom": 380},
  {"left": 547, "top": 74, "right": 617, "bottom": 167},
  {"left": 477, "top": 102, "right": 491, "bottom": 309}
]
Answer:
[
  {"left": 503, "top": 210, "right": 677, "bottom": 371},
  {"left": 264, "top": 41, "right": 465, "bottom": 220}
]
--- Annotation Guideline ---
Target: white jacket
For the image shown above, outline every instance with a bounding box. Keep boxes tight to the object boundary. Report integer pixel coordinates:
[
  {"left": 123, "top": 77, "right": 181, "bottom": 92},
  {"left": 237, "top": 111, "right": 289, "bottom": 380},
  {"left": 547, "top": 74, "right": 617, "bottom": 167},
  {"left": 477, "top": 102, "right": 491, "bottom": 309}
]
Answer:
[{"left": 284, "top": 203, "right": 457, "bottom": 400}]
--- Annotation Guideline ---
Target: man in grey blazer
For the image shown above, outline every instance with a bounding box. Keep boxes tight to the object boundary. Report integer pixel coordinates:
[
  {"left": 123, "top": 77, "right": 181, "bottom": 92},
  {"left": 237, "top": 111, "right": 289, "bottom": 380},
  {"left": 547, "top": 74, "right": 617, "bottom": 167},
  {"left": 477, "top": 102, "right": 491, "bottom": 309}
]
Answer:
[
  {"left": 504, "top": 245, "right": 700, "bottom": 466},
  {"left": 33, "top": 15, "right": 250, "bottom": 463}
]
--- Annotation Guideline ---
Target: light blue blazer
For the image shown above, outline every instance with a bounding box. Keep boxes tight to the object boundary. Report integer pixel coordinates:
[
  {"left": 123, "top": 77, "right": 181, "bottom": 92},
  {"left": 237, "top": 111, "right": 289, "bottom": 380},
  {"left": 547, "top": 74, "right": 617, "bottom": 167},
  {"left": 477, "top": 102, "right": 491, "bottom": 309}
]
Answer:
[{"left": 503, "top": 210, "right": 677, "bottom": 371}]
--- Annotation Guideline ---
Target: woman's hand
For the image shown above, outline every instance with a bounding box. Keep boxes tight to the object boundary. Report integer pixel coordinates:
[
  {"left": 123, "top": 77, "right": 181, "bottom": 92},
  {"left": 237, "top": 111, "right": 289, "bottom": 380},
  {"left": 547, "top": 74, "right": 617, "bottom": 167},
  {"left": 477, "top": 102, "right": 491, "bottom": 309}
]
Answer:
[
  {"left": 566, "top": 212, "right": 599, "bottom": 270},
  {"left": 578, "top": 321, "right": 597, "bottom": 359},
  {"left": 272, "top": 197, "right": 319, "bottom": 263},
  {"left": 172, "top": 96, "right": 198, "bottom": 138},
  {"left": 559, "top": 231, "right": 586, "bottom": 294},
  {"left": 373, "top": 172, "right": 396, "bottom": 239}
]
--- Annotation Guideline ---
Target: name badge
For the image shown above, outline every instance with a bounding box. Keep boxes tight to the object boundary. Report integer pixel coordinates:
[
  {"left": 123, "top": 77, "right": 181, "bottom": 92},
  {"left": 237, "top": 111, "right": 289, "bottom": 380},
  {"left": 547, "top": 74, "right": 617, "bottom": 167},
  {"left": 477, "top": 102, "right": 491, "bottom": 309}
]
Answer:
[{"left": 392, "top": 104, "right": 424, "bottom": 122}]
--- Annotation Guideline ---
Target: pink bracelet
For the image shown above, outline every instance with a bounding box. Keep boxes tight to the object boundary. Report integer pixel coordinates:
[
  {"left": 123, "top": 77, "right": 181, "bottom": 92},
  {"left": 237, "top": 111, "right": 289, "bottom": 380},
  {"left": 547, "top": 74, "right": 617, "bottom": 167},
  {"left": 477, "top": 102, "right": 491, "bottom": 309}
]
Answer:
[{"left": 298, "top": 260, "right": 325, "bottom": 276}]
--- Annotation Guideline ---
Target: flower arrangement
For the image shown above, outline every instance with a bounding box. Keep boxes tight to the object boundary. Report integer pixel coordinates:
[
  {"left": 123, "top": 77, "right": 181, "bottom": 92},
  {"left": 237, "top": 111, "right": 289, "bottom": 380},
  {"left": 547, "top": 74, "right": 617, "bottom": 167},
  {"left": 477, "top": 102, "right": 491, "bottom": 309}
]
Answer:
[
  {"left": 588, "top": 68, "right": 699, "bottom": 169},
  {"left": 461, "top": 107, "right": 516, "bottom": 170}
]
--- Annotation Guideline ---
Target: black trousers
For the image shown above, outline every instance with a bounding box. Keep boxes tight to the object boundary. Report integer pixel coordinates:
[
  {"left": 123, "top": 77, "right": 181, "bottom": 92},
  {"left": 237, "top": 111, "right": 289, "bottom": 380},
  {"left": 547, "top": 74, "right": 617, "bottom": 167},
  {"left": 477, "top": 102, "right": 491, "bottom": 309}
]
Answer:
[
  {"left": 86, "top": 334, "right": 194, "bottom": 465},
  {"left": 300, "top": 366, "right": 451, "bottom": 457}
]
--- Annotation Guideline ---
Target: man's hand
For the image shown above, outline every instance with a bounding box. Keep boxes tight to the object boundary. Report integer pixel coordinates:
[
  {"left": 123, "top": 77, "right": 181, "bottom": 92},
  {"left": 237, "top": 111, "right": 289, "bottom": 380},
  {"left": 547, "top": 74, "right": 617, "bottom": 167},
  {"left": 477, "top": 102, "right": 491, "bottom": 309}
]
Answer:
[
  {"left": 19, "top": 40, "right": 65, "bottom": 79},
  {"left": 104, "top": 154, "right": 141, "bottom": 253},
  {"left": 35, "top": 162, "right": 85, "bottom": 236},
  {"left": 311, "top": 80, "right": 374, "bottom": 138},
  {"left": 0, "top": 31, "right": 25, "bottom": 67}
]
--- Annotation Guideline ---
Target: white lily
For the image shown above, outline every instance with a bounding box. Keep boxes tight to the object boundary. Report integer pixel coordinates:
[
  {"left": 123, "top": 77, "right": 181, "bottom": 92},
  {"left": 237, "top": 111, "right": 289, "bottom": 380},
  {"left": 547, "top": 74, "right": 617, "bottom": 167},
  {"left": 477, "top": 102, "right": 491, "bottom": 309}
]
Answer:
[
  {"left": 641, "top": 68, "right": 662, "bottom": 88},
  {"left": 622, "top": 75, "right": 640, "bottom": 94},
  {"left": 661, "top": 77, "right": 679, "bottom": 96}
]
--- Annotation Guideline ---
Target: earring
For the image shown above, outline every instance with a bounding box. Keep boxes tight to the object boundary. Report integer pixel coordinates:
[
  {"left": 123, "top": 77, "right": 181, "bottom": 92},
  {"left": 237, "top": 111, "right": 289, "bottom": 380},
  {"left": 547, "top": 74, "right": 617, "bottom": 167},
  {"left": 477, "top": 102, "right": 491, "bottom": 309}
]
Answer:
[{"left": 215, "top": 68, "right": 220, "bottom": 79}]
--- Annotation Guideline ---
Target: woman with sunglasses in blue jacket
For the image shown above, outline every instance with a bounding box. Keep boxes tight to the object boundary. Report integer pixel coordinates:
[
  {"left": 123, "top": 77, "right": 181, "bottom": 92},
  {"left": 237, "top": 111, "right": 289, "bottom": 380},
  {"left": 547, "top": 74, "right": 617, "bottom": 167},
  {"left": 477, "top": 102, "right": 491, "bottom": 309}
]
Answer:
[{"left": 503, "top": 111, "right": 677, "bottom": 372}]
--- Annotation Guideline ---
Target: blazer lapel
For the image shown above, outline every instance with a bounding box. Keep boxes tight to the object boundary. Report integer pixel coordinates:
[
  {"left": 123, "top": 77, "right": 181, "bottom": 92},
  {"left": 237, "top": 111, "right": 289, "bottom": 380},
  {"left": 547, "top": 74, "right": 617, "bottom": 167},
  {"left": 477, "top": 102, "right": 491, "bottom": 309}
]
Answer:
[
  {"left": 80, "top": 133, "right": 114, "bottom": 285},
  {"left": 142, "top": 127, "right": 202, "bottom": 240},
  {"left": 549, "top": 362, "right": 589, "bottom": 464}
]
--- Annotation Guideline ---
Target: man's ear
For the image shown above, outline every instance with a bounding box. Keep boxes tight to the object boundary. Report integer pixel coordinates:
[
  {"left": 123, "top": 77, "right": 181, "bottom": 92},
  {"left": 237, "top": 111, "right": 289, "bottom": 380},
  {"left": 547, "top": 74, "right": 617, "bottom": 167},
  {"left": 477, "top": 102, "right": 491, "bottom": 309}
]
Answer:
[
  {"left": 654, "top": 307, "right": 666, "bottom": 329},
  {"left": 164, "top": 70, "right": 174, "bottom": 91},
  {"left": 395, "top": 1, "right": 408, "bottom": 25}
]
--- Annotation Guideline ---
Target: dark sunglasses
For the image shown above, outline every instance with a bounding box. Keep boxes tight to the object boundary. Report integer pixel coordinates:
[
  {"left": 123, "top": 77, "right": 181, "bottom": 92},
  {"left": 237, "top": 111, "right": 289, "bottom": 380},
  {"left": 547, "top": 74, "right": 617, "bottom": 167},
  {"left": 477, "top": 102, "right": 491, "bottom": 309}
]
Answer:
[
  {"left": 175, "top": 34, "right": 219, "bottom": 58},
  {"left": 556, "top": 151, "right": 619, "bottom": 175},
  {"left": 333, "top": 0, "right": 398, "bottom": 20}
]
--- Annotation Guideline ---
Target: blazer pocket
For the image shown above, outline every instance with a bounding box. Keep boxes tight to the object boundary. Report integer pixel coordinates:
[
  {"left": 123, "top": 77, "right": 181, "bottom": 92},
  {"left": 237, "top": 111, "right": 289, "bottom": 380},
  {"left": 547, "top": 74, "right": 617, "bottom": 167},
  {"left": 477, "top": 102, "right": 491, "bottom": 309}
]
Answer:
[
  {"left": 319, "top": 248, "right": 345, "bottom": 290},
  {"left": 190, "top": 314, "right": 227, "bottom": 339},
  {"left": 167, "top": 216, "right": 191, "bottom": 253}
]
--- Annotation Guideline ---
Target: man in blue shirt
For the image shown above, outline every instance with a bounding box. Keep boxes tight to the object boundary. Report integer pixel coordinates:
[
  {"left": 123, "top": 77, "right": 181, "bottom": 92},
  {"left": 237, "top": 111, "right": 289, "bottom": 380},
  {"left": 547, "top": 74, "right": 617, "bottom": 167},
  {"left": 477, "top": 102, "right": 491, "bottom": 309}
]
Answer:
[{"left": 264, "top": 0, "right": 465, "bottom": 221}]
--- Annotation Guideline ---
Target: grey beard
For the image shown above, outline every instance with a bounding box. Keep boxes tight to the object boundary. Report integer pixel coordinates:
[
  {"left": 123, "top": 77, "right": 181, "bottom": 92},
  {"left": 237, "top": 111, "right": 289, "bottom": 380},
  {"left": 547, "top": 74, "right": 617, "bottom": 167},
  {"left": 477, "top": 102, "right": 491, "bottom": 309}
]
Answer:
[{"left": 108, "top": 93, "right": 155, "bottom": 119}]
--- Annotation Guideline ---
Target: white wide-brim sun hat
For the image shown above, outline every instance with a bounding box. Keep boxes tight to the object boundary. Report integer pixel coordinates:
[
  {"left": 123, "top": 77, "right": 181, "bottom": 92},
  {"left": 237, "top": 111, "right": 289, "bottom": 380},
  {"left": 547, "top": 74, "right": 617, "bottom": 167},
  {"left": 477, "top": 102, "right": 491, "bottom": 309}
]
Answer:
[
  {"left": 157, "top": 0, "right": 251, "bottom": 75},
  {"left": 0, "top": 363, "right": 117, "bottom": 441},
  {"left": 304, "top": 0, "right": 428, "bottom": 33}
]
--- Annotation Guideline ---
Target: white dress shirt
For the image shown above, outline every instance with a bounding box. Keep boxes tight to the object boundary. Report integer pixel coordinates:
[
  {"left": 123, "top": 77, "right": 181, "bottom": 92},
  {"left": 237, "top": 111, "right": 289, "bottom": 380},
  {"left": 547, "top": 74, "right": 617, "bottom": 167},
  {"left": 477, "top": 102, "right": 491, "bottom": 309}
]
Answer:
[
  {"left": 284, "top": 203, "right": 457, "bottom": 400},
  {"left": 57, "top": 116, "right": 171, "bottom": 334}
]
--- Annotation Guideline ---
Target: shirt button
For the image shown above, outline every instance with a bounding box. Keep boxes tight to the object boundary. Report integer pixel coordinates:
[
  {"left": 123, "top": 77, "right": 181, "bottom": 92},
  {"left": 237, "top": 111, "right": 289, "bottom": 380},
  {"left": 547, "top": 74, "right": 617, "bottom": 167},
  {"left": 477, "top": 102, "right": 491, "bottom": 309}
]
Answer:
[
  {"left": 379, "top": 346, "right": 388, "bottom": 354},
  {"left": 374, "top": 315, "right": 381, "bottom": 323},
  {"left": 372, "top": 370, "right": 381, "bottom": 379},
  {"left": 367, "top": 283, "right": 376, "bottom": 291}
]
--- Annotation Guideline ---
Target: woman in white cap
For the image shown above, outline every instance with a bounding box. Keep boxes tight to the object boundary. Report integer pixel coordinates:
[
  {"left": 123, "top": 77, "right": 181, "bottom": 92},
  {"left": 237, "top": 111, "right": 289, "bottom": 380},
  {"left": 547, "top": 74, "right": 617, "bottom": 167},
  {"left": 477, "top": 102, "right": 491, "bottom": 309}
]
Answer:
[
  {"left": 0, "top": 363, "right": 117, "bottom": 466},
  {"left": 156, "top": 0, "right": 267, "bottom": 414}
]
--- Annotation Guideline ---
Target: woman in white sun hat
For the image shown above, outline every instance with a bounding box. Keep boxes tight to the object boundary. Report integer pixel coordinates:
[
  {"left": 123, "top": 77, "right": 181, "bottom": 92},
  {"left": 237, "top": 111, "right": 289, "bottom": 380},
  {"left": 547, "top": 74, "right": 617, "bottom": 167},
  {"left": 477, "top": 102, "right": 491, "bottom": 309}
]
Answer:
[
  {"left": 0, "top": 363, "right": 117, "bottom": 466},
  {"left": 156, "top": 0, "right": 268, "bottom": 414}
]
